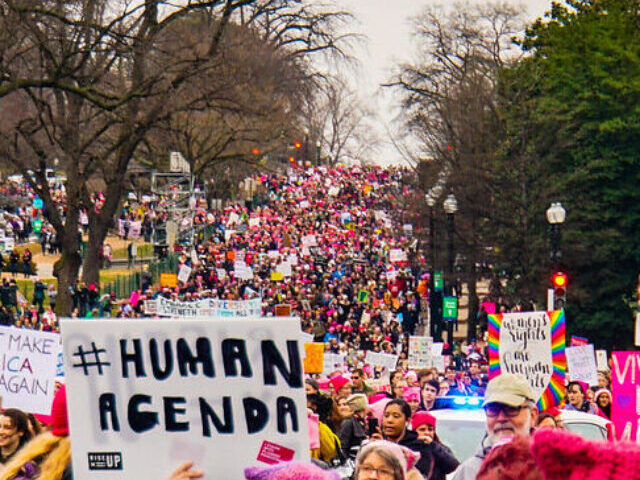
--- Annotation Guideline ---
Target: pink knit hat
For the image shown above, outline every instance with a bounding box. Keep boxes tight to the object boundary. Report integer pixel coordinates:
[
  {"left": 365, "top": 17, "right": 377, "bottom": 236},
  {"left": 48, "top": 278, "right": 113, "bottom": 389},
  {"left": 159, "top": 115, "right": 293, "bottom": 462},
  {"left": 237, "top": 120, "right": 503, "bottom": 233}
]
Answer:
[
  {"left": 244, "top": 462, "right": 340, "bottom": 480},
  {"left": 480, "top": 429, "right": 640, "bottom": 480},
  {"left": 403, "top": 386, "right": 421, "bottom": 403},
  {"left": 328, "top": 375, "right": 350, "bottom": 393},
  {"left": 531, "top": 428, "right": 640, "bottom": 480}
]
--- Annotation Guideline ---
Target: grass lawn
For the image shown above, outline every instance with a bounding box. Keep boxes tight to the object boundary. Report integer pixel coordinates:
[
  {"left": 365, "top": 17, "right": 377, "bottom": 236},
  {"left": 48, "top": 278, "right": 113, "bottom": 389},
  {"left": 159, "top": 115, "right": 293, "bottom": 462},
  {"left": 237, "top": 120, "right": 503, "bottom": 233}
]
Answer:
[{"left": 111, "top": 243, "right": 152, "bottom": 259}]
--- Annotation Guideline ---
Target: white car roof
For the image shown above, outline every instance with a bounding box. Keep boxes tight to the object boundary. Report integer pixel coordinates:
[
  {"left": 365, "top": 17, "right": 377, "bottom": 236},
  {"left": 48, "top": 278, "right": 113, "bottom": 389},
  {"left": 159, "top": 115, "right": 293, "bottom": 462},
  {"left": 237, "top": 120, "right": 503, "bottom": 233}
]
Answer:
[{"left": 430, "top": 407, "right": 611, "bottom": 426}]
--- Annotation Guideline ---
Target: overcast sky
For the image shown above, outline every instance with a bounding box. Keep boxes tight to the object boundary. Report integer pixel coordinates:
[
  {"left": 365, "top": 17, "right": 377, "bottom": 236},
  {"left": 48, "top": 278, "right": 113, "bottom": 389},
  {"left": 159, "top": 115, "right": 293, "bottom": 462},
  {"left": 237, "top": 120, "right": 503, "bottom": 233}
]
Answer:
[{"left": 335, "top": 0, "right": 553, "bottom": 165}]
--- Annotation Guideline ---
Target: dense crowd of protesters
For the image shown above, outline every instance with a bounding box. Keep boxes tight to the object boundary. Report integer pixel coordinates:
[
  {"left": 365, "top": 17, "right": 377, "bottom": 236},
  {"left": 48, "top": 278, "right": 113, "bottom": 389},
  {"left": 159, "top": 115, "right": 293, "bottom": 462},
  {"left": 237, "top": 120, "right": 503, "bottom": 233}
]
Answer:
[{"left": 0, "top": 165, "right": 626, "bottom": 479}]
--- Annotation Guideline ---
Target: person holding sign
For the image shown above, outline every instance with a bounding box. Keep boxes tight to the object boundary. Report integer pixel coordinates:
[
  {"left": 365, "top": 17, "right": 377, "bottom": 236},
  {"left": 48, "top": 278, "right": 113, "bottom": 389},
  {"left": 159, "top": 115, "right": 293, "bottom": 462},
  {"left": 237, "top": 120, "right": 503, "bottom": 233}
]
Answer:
[{"left": 452, "top": 374, "right": 538, "bottom": 480}]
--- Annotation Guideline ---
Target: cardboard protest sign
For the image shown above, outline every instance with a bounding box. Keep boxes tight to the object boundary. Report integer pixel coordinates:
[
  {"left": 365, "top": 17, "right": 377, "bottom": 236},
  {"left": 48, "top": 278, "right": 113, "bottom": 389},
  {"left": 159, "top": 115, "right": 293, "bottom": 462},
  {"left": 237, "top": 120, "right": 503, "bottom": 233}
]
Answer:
[
  {"left": 160, "top": 273, "right": 178, "bottom": 288},
  {"left": 0, "top": 326, "right": 62, "bottom": 414},
  {"left": 118, "top": 220, "right": 142, "bottom": 237},
  {"left": 611, "top": 351, "right": 640, "bottom": 441},
  {"left": 61, "top": 317, "right": 309, "bottom": 478},
  {"left": 275, "top": 304, "right": 292, "bottom": 317},
  {"left": 566, "top": 344, "right": 598, "bottom": 386},
  {"left": 432, "top": 356, "right": 445, "bottom": 373},
  {"left": 271, "top": 271, "right": 284, "bottom": 282},
  {"left": 488, "top": 310, "right": 566, "bottom": 410},
  {"left": 303, "top": 343, "right": 324, "bottom": 374},
  {"left": 408, "top": 336, "right": 433, "bottom": 369}
]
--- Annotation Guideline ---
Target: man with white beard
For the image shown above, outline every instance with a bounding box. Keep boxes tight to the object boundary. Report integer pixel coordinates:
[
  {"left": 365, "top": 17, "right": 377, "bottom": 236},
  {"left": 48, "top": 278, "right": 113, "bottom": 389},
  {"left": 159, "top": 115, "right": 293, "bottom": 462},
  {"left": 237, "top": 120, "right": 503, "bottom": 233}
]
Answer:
[{"left": 451, "top": 373, "right": 539, "bottom": 480}]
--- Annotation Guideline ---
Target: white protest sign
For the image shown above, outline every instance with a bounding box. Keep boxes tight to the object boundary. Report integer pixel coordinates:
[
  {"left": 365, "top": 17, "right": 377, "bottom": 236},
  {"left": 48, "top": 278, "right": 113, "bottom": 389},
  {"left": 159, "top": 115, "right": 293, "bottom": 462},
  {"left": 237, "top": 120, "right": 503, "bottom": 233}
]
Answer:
[
  {"left": 323, "top": 353, "right": 345, "bottom": 374},
  {"left": 364, "top": 352, "right": 399, "bottom": 371},
  {"left": 216, "top": 268, "right": 227, "bottom": 279},
  {"left": 61, "top": 318, "right": 309, "bottom": 479},
  {"left": 301, "top": 235, "right": 317, "bottom": 247},
  {"left": 408, "top": 336, "right": 433, "bottom": 369},
  {"left": 493, "top": 311, "right": 556, "bottom": 401},
  {"left": 234, "top": 264, "right": 254, "bottom": 281},
  {"left": 432, "top": 355, "right": 445, "bottom": 373},
  {"left": 299, "top": 200, "right": 310, "bottom": 209},
  {"left": 227, "top": 211, "right": 240, "bottom": 225},
  {"left": 432, "top": 342, "right": 444, "bottom": 356},
  {"left": 596, "top": 350, "right": 608, "bottom": 371},
  {"left": 327, "top": 187, "right": 339, "bottom": 196},
  {"left": 177, "top": 264, "right": 192, "bottom": 283},
  {"left": 287, "top": 254, "right": 298, "bottom": 266},
  {"left": 249, "top": 218, "right": 260, "bottom": 228},
  {"left": 276, "top": 262, "right": 292, "bottom": 278},
  {"left": 0, "top": 326, "right": 61, "bottom": 414},
  {"left": 566, "top": 344, "right": 598, "bottom": 386},
  {"left": 389, "top": 249, "right": 407, "bottom": 263}
]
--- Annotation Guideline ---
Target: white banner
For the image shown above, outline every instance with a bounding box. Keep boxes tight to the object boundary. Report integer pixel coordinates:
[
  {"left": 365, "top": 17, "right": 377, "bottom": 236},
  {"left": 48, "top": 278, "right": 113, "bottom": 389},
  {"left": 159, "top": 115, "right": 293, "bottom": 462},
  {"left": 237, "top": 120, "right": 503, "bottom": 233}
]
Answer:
[
  {"left": 61, "top": 318, "right": 309, "bottom": 479},
  {"left": 566, "top": 344, "right": 598, "bottom": 386},
  {"left": 144, "top": 297, "right": 262, "bottom": 318},
  {"left": 0, "top": 326, "right": 61, "bottom": 414},
  {"left": 408, "top": 336, "right": 433, "bottom": 369}
]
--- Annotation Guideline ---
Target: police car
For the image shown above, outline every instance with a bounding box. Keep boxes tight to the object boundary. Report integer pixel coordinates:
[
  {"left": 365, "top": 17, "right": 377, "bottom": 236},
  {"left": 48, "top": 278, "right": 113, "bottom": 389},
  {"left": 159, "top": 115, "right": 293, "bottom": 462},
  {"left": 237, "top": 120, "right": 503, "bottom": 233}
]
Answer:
[{"left": 430, "top": 397, "right": 613, "bottom": 464}]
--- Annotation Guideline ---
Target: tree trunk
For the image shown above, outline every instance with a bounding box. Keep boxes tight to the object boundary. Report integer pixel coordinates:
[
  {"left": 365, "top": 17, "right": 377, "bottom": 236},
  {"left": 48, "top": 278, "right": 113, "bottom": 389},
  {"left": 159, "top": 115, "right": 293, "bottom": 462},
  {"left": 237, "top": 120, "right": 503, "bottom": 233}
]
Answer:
[
  {"left": 81, "top": 232, "right": 104, "bottom": 288},
  {"left": 53, "top": 240, "right": 82, "bottom": 316}
]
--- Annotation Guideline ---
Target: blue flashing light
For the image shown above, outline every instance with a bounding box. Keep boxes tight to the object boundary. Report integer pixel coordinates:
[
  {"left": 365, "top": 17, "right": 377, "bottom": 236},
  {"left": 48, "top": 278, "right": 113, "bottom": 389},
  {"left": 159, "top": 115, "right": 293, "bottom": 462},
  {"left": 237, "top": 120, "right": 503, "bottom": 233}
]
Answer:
[{"left": 440, "top": 396, "right": 484, "bottom": 410}]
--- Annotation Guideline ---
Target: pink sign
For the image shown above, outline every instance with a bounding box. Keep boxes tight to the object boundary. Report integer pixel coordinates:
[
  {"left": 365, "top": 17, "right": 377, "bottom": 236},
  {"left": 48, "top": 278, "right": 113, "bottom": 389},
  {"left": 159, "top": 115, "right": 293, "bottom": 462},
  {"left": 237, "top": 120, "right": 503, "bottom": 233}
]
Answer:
[
  {"left": 256, "top": 441, "right": 296, "bottom": 465},
  {"left": 611, "top": 351, "right": 640, "bottom": 442},
  {"left": 481, "top": 301, "right": 496, "bottom": 315}
]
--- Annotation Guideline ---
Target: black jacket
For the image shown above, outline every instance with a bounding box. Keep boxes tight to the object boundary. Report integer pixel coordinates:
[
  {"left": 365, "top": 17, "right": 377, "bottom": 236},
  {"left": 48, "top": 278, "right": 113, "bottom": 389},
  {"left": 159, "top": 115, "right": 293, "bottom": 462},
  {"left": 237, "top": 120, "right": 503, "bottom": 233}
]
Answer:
[
  {"left": 399, "top": 430, "right": 460, "bottom": 480},
  {"left": 337, "top": 415, "right": 366, "bottom": 460}
]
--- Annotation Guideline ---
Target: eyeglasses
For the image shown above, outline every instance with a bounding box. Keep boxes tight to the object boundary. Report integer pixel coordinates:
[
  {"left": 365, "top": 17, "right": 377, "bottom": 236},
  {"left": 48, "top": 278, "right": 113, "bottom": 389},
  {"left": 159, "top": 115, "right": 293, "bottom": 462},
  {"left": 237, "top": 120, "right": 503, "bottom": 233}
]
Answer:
[
  {"left": 358, "top": 465, "right": 395, "bottom": 479},
  {"left": 484, "top": 403, "right": 527, "bottom": 417}
]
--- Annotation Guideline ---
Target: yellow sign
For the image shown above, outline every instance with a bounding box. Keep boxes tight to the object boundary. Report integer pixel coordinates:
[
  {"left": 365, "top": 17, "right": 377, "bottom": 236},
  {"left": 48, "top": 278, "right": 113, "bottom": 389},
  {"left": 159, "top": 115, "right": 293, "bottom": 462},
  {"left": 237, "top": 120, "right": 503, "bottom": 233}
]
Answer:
[
  {"left": 271, "top": 271, "right": 284, "bottom": 281},
  {"left": 363, "top": 185, "right": 373, "bottom": 195},
  {"left": 303, "top": 343, "right": 325, "bottom": 374},
  {"left": 160, "top": 273, "right": 178, "bottom": 288}
]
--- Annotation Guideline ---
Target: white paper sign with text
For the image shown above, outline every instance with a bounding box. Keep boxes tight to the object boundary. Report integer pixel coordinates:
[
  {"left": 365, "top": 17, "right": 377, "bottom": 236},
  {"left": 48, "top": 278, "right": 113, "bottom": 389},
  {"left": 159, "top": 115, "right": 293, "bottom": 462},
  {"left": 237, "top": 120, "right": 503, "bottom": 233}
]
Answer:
[
  {"left": 0, "top": 326, "right": 61, "bottom": 414},
  {"left": 566, "top": 344, "right": 598, "bottom": 386},
  {"left": 61, "top": 318, "right": 309, "bottom": 479}
]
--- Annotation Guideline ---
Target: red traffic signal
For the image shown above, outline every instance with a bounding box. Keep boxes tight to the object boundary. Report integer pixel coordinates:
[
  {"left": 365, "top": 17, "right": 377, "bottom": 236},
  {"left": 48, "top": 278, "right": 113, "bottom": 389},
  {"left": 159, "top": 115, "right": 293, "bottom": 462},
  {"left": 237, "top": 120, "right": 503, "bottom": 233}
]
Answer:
[
  {"left": 251, "top": 147, "right": 260, "bottom": 155},
  {"left": 293, "top": 141, "right": 302, "bottom": 149},
  {"left": 551, "top": 271, "right": 567, "bottom": 289}
]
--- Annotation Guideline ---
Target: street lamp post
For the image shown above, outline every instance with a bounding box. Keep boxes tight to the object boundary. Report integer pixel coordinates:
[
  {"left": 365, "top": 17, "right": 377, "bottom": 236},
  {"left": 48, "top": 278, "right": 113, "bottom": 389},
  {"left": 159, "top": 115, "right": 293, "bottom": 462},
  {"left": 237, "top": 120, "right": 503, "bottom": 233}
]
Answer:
[
  {"left": 443, "top": 193, "right": 458, "bottom": 346},
  {"left": 546, "top": 202, "right": 566, "bottom": 269},
  {"left": 315, "top": 141, "right": 321, "bottom": 166},
  {"left": 425, "top": 193, "right": 437, "bottom": 339},
  {"left": 546, "top": 202, "right": 566, "bottom": 309}
]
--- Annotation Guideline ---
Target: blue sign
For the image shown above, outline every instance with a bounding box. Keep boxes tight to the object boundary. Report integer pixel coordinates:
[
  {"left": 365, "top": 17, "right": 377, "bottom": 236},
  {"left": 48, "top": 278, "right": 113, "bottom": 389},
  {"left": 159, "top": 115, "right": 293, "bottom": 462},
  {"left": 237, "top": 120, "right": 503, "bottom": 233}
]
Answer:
[{"left": 33, "top": 197, "right": 44, "bottom": 210}]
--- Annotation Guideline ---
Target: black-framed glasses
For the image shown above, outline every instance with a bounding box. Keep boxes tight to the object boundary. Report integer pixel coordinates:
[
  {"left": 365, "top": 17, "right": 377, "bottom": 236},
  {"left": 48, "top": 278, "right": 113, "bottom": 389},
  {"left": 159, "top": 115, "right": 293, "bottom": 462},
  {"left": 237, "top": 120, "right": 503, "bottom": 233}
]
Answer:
[{"left": 484, "top": 403, "right": 527, "bottom": 417}]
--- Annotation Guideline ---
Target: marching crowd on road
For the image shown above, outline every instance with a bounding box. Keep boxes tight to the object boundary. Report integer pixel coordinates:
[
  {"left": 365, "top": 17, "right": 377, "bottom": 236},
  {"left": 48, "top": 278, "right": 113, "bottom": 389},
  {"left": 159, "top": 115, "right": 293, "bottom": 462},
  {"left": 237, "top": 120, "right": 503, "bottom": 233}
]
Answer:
[{"left": 0, "top": 164, "right": 635, "bottom": 479}]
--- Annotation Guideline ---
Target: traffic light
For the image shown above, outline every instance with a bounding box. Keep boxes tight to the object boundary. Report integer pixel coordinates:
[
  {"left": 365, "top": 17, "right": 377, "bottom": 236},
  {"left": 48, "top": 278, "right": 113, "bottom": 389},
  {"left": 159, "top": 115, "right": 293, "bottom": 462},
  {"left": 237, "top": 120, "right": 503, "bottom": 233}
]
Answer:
[
  {"left": 293, "top": 141, "right": 302, "bottom": 149},
  {"left": 551, "top": 271, "right": 568, "bottom": 310}
]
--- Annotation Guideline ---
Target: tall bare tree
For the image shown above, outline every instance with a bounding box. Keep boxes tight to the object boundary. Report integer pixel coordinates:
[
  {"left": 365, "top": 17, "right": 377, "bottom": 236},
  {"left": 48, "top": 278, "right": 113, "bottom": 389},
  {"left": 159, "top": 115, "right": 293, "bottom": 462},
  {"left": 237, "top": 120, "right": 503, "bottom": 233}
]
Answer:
[
  {"left": 390, "top": 1, "right": 525, "bottom": 339},
  {"left": 0, "top": 0, "right": 352, "bottom": 313}
]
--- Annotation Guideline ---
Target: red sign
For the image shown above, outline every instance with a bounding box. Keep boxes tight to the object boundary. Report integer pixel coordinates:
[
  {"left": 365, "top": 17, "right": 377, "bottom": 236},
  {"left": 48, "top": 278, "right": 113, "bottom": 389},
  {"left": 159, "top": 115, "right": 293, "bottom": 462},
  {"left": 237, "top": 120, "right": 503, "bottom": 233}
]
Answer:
[{"left": 256, "top": 441, "right": 295, "bottom": 465}]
